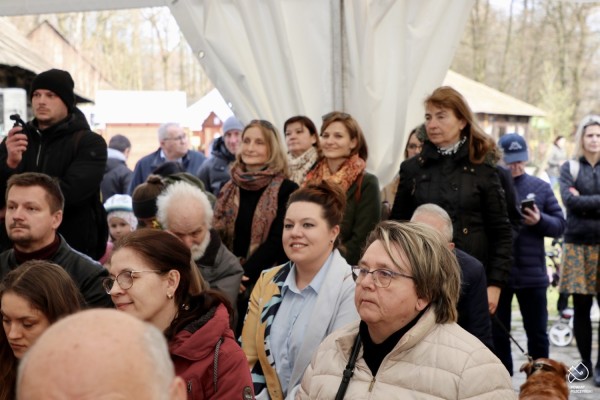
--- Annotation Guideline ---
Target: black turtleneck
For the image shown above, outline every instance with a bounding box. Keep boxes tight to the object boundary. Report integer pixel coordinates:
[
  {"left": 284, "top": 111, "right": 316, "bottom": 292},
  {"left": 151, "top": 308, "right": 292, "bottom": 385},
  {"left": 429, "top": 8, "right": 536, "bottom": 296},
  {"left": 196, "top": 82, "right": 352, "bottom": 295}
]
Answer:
[
  {"left": 359, "top": 309, "right": 425, "bottom": 376},
  {"left": 14, "top": 235, "right": 61, "bottom": 265}
]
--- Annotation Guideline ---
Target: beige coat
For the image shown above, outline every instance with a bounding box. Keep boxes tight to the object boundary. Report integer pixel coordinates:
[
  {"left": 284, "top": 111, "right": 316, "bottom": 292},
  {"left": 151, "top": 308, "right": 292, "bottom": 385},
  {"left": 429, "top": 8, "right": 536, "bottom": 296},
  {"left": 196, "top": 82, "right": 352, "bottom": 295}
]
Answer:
[{"left": 295, "top": 309, "right": 516, "bottom": 400}]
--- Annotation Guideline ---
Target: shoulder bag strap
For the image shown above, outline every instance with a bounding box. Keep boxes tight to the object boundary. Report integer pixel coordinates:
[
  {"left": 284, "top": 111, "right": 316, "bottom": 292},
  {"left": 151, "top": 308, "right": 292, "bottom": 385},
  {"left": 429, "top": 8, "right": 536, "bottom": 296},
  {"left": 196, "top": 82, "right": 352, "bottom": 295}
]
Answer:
[{"left": 335, "top": 333, "right": 362, "bottom": 400}]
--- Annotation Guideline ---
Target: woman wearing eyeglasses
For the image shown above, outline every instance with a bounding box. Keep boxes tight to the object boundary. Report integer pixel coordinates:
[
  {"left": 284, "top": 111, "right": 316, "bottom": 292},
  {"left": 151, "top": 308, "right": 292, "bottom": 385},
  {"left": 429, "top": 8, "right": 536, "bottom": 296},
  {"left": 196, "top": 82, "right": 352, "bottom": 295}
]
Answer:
[
  {"left": 213, "top": 120, "right": 299, "bottom": 335},
  {"left": 0, "top": 260, "right": 82, "bottom": 400},
  {"left": 303, "top": 112, "right": 381, "bottom": 266},
  {"left": 105, "top": 229, "right": 254, "bottom": 399},
  {"left": 296, "top": 221, "right": 514, "bottom": 399},
  {"left": 241, "top": 182, "right": 358, "bottom": 400}
]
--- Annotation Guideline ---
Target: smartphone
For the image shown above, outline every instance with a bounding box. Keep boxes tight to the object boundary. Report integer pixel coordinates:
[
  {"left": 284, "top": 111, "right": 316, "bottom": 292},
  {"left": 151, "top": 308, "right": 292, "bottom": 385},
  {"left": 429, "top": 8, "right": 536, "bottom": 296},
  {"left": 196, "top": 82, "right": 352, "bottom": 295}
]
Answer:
[{"left": 521, "top": 199, "right": 535, "bottom": 213}]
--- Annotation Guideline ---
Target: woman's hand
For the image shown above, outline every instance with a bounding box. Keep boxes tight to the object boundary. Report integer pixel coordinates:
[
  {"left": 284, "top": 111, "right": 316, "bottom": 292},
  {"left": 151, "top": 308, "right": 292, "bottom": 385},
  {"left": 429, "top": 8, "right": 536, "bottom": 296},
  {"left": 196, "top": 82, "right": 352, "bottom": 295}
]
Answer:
[{"left": 569, "top": 187, "right": 580, "bottom": 196}]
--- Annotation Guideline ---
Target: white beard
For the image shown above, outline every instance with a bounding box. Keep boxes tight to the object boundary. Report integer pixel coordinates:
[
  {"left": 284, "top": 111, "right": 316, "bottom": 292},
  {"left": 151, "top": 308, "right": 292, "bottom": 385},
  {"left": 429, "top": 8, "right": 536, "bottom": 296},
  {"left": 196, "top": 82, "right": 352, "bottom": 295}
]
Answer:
[{"left": 191, "top": 231, "right": 211, "bottom": 261}]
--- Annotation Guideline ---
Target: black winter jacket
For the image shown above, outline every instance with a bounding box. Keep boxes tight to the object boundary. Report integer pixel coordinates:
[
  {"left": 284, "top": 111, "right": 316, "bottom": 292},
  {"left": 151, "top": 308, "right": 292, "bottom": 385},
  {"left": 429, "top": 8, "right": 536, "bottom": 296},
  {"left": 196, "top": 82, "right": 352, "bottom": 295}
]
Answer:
[
  {"left": 559, "top": 156, "right": 600, "bottom": 244},
  {"left": 101, "top": 149, "right": 133, "bottom": 200},
  {"left": 0, "top": 109, "right": 108, "bottom": 259},
  {"left": 0, "top": 235, "right": 112, "bottom": 308},
  {"left": 390, "top": 141, "right": 513, "bottom": 287},
  {"left": 197, "top": 136, "right": 235, "bottom": 196}
]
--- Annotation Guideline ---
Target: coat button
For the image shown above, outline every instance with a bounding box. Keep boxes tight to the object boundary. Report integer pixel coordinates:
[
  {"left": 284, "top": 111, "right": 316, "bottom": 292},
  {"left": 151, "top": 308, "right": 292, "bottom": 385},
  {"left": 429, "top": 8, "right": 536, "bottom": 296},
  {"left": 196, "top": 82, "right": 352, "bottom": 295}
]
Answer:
[{"left": 462, "top": 228, "right": 468, "bottom": 234}]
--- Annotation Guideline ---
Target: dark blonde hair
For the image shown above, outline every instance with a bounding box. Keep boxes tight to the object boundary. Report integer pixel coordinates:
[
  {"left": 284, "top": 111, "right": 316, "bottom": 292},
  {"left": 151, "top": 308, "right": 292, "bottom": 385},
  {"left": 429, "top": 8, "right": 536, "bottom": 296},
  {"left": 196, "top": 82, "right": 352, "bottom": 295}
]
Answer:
[
  {"left": 425, "top": 86, "right": 500, "bottom": 164},
  {"left": 234, "top": 120, "right": 289, "bottom": 175},
  {"left": 0, "top": 260, "right": 82, "bottom": 400},
  {"left": 321, "top": 112, "right": 368, "bottom": 161},
  {"left": 363, "top": 221, "right": 460, "bottom": 324}
]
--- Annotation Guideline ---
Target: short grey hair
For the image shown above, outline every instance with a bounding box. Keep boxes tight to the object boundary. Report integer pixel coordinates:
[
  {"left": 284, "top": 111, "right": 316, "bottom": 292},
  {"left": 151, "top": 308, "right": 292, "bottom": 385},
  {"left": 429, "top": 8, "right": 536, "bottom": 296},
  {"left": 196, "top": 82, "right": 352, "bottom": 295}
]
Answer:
[
  {"left": 158, "top": 122, "right": 180, "bottom": 141},
  {"left": 156, "top": 181, "right": 213, "bottom": 229},
  {"left": 411, "top": 203, "right": 453, "bottom": 243},
  {"left": 142, "top": 323, "right": 177, "bottom": 399}
]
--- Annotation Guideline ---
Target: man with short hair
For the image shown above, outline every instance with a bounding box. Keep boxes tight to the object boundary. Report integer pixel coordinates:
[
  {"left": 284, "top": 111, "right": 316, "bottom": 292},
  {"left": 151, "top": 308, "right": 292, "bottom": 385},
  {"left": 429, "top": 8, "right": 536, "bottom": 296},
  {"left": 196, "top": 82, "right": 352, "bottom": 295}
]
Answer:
[
  {"left": 101, "top": 134, "right": 133, "bottom": 200},
  {"left": 129, "top": 122, "right": 206, "bottom": 193},
  {"left": 0, "top": 172, "right": 111, "bottom": 308},
  {"left": 198, "top": 116, "right": 243, "bottom": 195},
  {"left": 411, "top": 203, "right": 493, "bottom": 349},
  {"left": 17, "top": 309, "right": 187, "bottom": 400},
  {"left": 494, "top": 133, "right": 566, "bottom": 375},
  {"left": 0, "top": 68, "right": 108, "bottom": 259},
  {"left": 156, "top": 181, "right": 243, "bottom": 309}
]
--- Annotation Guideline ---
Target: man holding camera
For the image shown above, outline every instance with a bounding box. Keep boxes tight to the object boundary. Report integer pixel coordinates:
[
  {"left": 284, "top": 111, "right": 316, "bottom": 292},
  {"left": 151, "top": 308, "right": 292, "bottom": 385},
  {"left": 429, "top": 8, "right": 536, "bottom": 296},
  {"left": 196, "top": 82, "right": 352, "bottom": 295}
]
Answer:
[
  {"left": 492, "top": 133, "right": 566, "bottom": 375},
  {"left": 0, "top": 69, "right": 107, "bottom": 260}
]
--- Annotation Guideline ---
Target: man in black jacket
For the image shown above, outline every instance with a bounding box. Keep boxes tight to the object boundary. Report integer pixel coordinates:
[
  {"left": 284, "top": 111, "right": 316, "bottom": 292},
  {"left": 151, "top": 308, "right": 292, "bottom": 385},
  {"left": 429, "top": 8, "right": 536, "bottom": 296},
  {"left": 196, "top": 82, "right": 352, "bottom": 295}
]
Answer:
[
  {"left": 0, "top": 172, "right": 111, "bottom": 308},
  {"left": 411, "top": 203, "right": 494, "bottom": 350},
  {"left": 0, "top": 69, "right": 107, "bottom": 260},
  {"left": 101, "top": 134, "right": 133, "bottom": 201}
]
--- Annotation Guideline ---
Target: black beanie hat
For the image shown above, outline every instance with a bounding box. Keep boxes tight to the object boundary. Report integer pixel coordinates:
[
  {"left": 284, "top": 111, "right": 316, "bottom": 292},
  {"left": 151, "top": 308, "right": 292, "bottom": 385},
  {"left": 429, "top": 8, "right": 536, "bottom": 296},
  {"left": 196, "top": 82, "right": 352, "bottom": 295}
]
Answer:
[{"left": 30, "top": 69, "right": 75, "bottom": 111}]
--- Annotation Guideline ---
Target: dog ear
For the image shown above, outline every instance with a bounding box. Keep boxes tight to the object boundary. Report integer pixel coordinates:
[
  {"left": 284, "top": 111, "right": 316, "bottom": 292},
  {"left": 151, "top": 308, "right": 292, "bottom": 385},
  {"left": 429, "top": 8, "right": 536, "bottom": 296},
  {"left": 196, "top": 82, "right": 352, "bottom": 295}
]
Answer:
[
  {"left": 520, "top": 361, "right": 532, "bottom": 376},
  {"left": 558, "top": 361, "right": 569, "bottom": 377}
]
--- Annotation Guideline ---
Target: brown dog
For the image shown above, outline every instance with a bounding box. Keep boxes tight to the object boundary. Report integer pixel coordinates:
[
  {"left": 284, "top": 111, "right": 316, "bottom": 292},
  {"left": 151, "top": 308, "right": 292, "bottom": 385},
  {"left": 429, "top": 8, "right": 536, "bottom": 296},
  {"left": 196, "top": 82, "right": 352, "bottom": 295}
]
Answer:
[{"left": 519, "top": 358, "right": 569, "bottom": 400}]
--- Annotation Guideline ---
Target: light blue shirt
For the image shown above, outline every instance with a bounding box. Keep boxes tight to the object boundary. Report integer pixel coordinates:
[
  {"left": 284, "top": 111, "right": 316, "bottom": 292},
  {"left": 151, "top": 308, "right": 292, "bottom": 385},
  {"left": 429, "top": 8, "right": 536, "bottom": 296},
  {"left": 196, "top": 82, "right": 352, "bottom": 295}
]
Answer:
[{"left": 270, "top": 253, "right": 333, "bottom": 395}]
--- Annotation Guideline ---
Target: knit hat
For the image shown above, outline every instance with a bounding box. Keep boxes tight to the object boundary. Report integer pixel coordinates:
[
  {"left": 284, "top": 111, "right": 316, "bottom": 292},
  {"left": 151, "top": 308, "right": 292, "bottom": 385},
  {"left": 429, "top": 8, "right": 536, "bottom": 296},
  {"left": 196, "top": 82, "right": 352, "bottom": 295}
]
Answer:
[
  {"left": 498, "top": 133, "right": 528, "bottom": 164},
  {"left": 104, "top": 194, "right": 137, "bottom": 231},
  {"left": 30, "top": 69, "right": 75, "bottom": 111},
  {"left": 222, "top": 116, "right": 244, "bottom": 134}
]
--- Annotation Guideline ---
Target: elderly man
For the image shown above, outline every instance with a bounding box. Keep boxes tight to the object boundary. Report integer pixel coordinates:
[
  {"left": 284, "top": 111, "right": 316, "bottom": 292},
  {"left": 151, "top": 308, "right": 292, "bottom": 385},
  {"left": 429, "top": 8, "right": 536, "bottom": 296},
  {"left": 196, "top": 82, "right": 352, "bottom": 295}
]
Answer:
[
  {"left": 198, "top": 116, "right": 244, "bottom": 195},
  {"left": 0, "top": 172, "right": 111, "bottom": 308},
  {"left": 17, "top": 309, "right": 187, "bottom": 400},
  {"left": 156, "top": 181, "right": 243, "bottom": 309},
  {"left": 0, "top": 68, "right": 107, "bottom": 259},
  {"left": 411, "top": 203, "right": 493, "bottom": 349},
  {"left": 129, "top": 122, "right": 206, "bottom": 193}
]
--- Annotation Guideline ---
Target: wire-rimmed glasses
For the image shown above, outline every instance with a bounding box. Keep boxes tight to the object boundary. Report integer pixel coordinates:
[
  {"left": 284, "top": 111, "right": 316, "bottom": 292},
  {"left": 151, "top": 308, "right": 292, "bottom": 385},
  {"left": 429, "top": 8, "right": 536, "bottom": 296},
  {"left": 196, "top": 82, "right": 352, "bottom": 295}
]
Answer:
[
  {"left": 102, "top": 270, "right": 163, "bottom": 294},
  {"left": 351, "top": 266, "right": 414, "bottom": 288}
]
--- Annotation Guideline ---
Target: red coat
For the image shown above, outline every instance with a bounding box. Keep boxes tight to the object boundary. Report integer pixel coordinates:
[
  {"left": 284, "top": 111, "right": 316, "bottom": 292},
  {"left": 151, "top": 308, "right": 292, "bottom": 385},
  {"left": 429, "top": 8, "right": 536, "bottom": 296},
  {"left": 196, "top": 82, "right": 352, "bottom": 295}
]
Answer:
[{"left": 169, "top": 303, "right": 254, "bottom": 400}]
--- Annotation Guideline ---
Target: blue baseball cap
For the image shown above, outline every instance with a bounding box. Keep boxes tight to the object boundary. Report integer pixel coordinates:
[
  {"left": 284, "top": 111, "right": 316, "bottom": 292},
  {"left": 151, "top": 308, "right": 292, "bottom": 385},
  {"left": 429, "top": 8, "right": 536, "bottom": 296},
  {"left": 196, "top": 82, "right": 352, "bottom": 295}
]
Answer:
[{"left": 498, "top": 133, "right": 528, "bottom": 164}]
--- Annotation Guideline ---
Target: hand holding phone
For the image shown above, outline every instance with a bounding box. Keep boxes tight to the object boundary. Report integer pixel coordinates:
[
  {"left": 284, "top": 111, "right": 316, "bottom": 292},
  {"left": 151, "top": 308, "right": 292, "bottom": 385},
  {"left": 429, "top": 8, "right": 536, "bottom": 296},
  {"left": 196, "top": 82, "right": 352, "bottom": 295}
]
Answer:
[{"left": 521, "top": 199, "right": 535, "bottom": 213}]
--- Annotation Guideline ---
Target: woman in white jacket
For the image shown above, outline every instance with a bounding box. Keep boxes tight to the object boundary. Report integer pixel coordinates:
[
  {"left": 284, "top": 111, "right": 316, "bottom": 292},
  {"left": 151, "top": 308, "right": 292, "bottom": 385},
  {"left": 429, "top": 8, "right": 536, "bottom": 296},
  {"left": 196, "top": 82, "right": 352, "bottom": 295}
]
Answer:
[{"left": 296, "top": 221, "right": 515, "bottom": 400}]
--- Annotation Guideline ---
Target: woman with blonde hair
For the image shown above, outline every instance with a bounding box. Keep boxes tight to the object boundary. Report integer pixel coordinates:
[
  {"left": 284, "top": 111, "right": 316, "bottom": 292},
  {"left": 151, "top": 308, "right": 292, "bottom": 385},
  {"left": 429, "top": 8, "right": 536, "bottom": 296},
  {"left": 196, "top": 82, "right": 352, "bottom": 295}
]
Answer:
[
  {"left": 304, "top": 112, "right": 380, "bottom": 265},
  {"left": 213, "top": 120, "right": 298, "bottom": 334}
]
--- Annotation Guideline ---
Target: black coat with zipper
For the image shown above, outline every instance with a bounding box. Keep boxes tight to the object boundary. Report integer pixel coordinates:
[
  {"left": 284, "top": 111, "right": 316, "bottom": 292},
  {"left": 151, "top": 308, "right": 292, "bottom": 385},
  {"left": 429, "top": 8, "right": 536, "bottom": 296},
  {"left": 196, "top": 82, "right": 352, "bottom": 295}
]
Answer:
[{"left": 390, "top": 141, "right": 513, "bottom": 288}]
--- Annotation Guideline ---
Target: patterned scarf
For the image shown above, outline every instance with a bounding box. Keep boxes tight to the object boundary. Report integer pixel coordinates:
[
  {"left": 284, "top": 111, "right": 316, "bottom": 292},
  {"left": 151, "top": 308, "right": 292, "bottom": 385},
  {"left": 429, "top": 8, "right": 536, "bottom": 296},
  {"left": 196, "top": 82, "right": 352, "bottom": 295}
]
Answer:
[
  {"left": 437, "top": 136, "right": 467, "bottom": 156},
  {"left": 288, "top": 146, "right": 319, "bottom": 185},
  {"left": 303, "top": 153, "right": 366, "bottom": 191},
  {"left": 213, "top": 165, "right": 284, "bottom": 261}
]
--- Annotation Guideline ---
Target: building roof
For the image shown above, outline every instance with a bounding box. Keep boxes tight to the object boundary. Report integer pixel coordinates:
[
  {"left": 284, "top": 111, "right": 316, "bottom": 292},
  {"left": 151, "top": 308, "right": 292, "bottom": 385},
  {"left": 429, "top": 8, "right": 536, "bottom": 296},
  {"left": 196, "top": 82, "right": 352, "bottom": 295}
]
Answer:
[
  {"left": 443, "top": 70, "right": 546, "bottom": 117},
  {"left": 183, "top": 88, "right": 234, "bottom": 130},
  {"left": 0, "top": 17, "right": 53, "bottom": 75}
]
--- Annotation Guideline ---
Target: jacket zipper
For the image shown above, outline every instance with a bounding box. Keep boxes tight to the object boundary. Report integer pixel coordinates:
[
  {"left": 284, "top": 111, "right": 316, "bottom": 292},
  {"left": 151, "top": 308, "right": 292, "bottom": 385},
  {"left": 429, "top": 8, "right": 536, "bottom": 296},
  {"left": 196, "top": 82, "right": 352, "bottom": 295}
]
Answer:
[
  {"left": 368, "top": 376, "right": 376, "bottom": 392},
  {"left": 35, "top": 129, "right": 42, "bottom": 168}
]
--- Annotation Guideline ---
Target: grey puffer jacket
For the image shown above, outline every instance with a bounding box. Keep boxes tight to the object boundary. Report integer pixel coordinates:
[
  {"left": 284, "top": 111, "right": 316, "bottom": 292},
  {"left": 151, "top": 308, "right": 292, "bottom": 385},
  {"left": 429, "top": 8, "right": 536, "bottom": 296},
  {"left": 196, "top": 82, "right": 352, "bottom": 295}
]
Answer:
[{"left": 559, "top": 157, "right": 600, "bottom": 244}]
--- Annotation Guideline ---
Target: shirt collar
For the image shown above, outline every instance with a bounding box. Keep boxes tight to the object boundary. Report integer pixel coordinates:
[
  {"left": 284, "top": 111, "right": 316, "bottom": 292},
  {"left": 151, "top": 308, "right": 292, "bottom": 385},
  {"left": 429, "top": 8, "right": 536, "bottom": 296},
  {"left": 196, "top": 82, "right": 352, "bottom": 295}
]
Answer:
[{"left": 281, "top": 252, "right": 334, "bottom": 296}]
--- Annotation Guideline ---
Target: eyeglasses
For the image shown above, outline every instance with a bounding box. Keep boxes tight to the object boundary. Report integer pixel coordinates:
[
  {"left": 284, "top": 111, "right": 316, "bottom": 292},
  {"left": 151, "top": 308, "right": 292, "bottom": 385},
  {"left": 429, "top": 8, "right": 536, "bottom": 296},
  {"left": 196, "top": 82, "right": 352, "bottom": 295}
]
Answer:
[
  {"left": 322, "top": 111, "right": 351, "bottom": 121},
  {"left": 163, "top": 134, "right": 187, "bottom": 142},
  {"left": 250, "top": 119, "right": 277, "bottom": 134},
  {"left": 352, "top": 266, "right": 414, "bottom": 288},
  {"left": 102, "top": 270, "right": 163, "bottom": 294},
  {"left": 407, "top": 144, "right": 423, "bottom": 150}
]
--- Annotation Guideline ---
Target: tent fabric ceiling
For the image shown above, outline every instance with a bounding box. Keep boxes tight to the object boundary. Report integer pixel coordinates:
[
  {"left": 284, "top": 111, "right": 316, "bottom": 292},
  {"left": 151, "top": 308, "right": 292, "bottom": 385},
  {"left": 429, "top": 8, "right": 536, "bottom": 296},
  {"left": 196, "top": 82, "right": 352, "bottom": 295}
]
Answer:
[
  {"left": 0, "top": 0, "right": 475, "bottom": 187},
  {"left": 169, "top": 0, "right": 475, "bottom": 187}
]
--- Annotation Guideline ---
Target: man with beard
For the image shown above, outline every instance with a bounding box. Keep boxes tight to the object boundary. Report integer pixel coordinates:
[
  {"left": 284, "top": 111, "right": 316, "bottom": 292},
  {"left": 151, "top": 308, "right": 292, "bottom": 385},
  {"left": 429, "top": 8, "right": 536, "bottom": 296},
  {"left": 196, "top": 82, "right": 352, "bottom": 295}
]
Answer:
[
  {"left": 0, "top": 172, "right": 111, "bottom": 308},
  {"left": 0, "top": 69, "right": 107, "bottom": 260},
  {"left": 156, "top": 181, "right": 243, "bottom": 313}
]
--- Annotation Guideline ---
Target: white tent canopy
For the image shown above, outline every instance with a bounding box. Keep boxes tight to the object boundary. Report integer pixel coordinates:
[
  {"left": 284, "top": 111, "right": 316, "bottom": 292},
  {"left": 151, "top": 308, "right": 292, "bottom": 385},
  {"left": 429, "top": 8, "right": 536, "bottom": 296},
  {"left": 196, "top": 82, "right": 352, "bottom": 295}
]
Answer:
[{"left": 0, "top": 0, "right": 475, "bottom": 187}]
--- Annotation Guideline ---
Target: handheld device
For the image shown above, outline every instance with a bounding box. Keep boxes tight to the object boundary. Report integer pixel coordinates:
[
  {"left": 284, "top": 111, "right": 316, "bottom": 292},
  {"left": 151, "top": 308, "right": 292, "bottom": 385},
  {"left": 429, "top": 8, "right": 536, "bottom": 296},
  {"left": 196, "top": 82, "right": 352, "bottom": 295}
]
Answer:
[{"left": 521, "top": 199, "right": 535, "bottom": 213}]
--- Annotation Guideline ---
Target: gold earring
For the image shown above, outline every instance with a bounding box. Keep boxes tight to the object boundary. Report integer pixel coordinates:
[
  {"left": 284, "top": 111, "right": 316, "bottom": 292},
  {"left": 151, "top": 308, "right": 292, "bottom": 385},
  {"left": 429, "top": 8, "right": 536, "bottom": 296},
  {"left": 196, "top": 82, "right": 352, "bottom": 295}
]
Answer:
[{"left": 167, "top": 293, "right": 173, "bottom": 299}]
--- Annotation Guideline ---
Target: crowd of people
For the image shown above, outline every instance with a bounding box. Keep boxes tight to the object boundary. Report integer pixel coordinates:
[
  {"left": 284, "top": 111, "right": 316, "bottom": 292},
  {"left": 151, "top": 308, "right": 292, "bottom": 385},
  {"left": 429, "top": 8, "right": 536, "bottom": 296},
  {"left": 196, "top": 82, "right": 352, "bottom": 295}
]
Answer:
[{"left": 0, "top": 67, "right": 598, "bottom": 399}]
